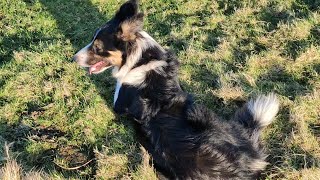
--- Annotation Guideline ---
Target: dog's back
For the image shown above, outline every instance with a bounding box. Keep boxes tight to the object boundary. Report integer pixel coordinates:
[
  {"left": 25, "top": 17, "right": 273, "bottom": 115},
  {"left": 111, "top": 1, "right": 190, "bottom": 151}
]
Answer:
[{"left": 131, "top": 60, "right": 279, "bottom": 179}]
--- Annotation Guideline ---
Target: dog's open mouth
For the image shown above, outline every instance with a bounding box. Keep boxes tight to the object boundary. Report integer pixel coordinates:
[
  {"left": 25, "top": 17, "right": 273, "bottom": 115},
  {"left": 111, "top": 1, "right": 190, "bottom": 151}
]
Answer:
[{"left": 89, "top": 61, "right": 112, "bottom": 74}]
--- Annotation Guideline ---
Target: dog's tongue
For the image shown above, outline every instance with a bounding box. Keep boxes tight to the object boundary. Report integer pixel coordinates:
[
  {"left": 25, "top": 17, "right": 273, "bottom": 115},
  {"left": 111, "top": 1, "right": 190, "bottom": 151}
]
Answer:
[{"left": 89, "top": 61, "right": 108, "bottom": 74}]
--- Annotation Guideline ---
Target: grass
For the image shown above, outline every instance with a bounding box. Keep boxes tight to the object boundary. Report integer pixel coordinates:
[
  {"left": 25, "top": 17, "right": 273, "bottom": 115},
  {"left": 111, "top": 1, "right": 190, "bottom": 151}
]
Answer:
[{"left": 0, "top": 0, "right": 319, "bottom": 179}]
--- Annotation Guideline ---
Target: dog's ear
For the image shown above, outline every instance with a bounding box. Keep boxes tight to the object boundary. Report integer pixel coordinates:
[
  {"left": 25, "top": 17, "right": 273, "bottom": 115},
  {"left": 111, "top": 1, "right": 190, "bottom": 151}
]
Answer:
[
  {"left": 115, "top": 0, "right": 139, "bottom": 22},
  {"left": 117, "top": 13, "right": 144, "bottom": 41}
]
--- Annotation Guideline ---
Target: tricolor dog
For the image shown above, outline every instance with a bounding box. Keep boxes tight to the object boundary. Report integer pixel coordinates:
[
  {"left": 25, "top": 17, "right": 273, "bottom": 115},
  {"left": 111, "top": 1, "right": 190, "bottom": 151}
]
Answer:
[{"left": 73, "top": 0, "right": 279, "bottom": 179}]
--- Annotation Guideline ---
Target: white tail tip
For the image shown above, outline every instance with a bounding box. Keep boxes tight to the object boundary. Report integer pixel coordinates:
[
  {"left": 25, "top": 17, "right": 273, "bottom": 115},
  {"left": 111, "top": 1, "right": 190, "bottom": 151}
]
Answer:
[{"left": 248, "top": 93, "right": 279, "bottom": 127}]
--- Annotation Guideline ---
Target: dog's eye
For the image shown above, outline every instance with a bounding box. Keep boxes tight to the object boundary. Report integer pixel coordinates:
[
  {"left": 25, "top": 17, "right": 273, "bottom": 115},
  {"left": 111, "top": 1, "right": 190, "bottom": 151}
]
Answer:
[
  {"left": 93, "top": 46, "right": 100, "bottom": 53},
  {"left": 93, "top": 45, "right": 103, "bottom": 54},
  {"left": 93, "top": 40, "right": 104, "bottom": 54}
]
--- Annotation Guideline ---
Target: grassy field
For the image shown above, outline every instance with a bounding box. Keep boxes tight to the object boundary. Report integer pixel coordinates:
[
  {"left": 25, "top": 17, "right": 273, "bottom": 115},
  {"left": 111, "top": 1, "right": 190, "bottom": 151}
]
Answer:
[{"left": 0, "top": 0, "right": 319, "bottom": 179}]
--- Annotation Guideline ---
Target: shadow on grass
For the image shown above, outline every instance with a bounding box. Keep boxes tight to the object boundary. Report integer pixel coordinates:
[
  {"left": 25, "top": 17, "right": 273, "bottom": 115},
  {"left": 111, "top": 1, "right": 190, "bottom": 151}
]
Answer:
[
  {"left": 36, "top": 0, "right": 108, "bottom": 49},
  {"left": 310, "top": 23, "right": 320, "bottom": 45},
  {"left": 309, "top": 123, "right": 320, "bottom": 140},
  {"left": 263, "top": 105, "right": 320, "bottom": 179},
  {"left": 179, "top": 62, "right": 246, "bottom": 119},
  {"left": 0, "top": 106, "right": 97, "bottom": 178},
  {"left": 144, "top": 0, "right": 224, "bottom": 53},
  {"left": 262, "top": 106, "right": 294, "bottom": 178},
  {"left": 0, "top": 31, "right": 53, "bottom": 71},
  {"left": 216, "top": 0, "right": 246, "bottom": 16},
  {"left": 256, "top": 65, "right": 316, "bottom": 100},
  {"left": 147, "top": 11, "right": 212, "bottom": 52},
  {"left": 258, "top": 0, "right": 319, "bottom": 32},
  {"left": 228, "top": 38, "right": 268, "bottom": 72},
  {"left": 258, "top": 4, "right": 294, "bottom": 32}
]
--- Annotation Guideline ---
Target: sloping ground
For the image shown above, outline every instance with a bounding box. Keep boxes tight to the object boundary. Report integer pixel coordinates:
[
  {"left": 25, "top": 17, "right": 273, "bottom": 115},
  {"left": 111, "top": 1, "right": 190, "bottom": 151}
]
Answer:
[{"left": 0, "top": 0, "right": 319, "bottom": 179}]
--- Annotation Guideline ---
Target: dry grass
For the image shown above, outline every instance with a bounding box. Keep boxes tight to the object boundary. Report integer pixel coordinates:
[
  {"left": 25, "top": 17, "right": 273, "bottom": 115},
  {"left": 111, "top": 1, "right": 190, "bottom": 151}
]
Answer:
[
  {"left": 131, "top": 147, "right": 158, "bottom": 180},
  {"left": 0, "top": 142, "right": 47, "bottom": 180}
]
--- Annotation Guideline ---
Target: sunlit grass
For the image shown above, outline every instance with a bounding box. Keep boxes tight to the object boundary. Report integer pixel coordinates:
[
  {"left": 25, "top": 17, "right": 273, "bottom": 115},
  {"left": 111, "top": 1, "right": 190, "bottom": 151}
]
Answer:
[{"left": 0, "top": 0, "right": 319, "bottom": 179}]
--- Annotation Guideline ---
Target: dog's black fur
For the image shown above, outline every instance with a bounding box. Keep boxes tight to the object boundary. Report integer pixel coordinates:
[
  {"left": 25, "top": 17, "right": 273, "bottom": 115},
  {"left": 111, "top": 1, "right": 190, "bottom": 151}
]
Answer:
[
  {"left": 115, "top": 53, "right": 266, "bottom": 180},
  {"left": 73, "top": 1, "right": 279, "bottom": 179}
]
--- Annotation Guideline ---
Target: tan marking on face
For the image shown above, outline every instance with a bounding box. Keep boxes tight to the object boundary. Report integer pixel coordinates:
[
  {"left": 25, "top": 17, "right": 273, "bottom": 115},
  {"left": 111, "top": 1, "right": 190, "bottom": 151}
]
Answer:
[
  {"left": 89, "top": 54, "right": 104, "bottom": 65},
  {"left": 107, "top": 50, "right": 123, "bottom": 67},
  {"left": 85, "top": 50, "right": 102, "bottom": 65}
]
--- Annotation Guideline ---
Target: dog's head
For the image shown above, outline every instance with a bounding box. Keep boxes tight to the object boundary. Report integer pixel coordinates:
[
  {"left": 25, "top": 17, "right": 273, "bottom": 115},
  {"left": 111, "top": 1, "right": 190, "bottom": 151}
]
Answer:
[{"left": 73, "top": 0, "right": 143, "bottom": 74}]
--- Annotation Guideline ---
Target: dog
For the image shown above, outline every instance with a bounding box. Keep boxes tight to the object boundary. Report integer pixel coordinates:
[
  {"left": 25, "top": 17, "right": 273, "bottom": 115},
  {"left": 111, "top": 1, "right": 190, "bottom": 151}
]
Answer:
[{"left": 73, "top": 0, "right": 279, "bottom": 179}]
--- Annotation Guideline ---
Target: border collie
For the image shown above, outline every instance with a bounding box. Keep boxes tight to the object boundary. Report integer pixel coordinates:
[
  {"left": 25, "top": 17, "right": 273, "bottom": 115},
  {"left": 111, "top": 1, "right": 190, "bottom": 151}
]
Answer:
[{"left": 73, "top": 0, "right": 279, "bottom": 179}]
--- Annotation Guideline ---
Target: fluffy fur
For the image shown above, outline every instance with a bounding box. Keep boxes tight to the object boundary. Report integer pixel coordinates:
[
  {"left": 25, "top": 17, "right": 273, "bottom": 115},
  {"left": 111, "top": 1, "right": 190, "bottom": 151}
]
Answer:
[{"left": 73, "top": 1, "right": 280, "bottom": 179}]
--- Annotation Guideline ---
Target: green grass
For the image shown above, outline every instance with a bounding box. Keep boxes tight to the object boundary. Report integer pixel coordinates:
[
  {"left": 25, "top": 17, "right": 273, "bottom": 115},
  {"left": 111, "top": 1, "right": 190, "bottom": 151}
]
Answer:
[{"left": 0, "top": 0, "right": 319, "bottom": 179}]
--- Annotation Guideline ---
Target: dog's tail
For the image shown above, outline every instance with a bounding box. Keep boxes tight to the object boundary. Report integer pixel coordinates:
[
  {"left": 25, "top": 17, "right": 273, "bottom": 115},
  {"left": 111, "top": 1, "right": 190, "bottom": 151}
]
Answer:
[{"left": 234, "top": 94, "right": 279, "bottom": 136}]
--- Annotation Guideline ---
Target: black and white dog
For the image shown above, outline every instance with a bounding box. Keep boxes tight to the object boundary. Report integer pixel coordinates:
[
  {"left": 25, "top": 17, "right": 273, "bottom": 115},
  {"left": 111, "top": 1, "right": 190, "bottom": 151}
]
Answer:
[{"left": 73, "top": 0, "right": 279, "bottom": 179}]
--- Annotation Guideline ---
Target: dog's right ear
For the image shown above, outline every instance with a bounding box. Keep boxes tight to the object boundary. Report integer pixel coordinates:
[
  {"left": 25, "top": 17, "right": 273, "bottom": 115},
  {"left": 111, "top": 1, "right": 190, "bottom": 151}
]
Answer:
[
  {"left": 117, "top": 13, "right": 144, "bottom": 41},
  {"left": 115, "top": 0, "right": 139, "bottom": 22}
]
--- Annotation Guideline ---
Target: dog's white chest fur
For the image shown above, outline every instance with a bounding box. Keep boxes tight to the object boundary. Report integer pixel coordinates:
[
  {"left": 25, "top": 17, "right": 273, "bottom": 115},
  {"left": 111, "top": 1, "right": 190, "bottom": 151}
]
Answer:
[
  {"left": 112, "top": 31, "right": 167, "bottom": 105},
  {"left": 114, "top": 81, "right": 122, "bottom": 105}
]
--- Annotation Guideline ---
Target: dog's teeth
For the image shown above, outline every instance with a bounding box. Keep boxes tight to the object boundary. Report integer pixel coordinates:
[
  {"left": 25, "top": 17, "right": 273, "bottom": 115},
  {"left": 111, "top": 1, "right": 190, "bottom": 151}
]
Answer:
[{"left": 89, "top": 67, "right": 96, "bottom": 75}]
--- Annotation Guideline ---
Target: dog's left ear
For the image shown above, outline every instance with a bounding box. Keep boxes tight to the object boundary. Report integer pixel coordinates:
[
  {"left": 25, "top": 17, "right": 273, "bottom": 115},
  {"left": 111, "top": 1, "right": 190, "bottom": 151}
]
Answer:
[
  {"left": 117, "top": 13, "right": 144, "bottom": 41},
  {"left": 115, "top": 0, "right": 139, "bottom": 22}
]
